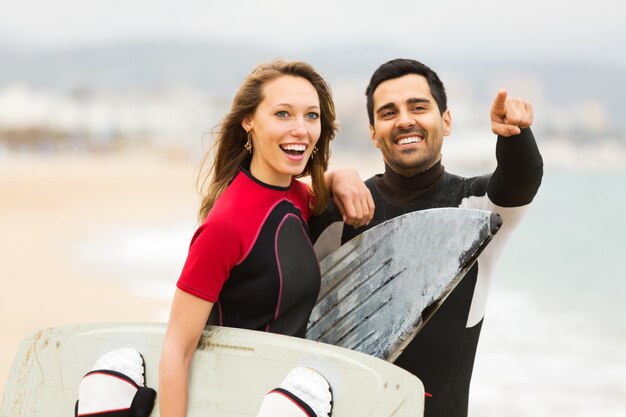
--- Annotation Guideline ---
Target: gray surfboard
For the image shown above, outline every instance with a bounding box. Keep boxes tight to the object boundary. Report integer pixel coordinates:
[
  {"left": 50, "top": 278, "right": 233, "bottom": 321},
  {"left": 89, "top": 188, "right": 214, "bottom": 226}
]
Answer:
[
  {"left": 306, "top": 208, "right": 502, "bottom": 362},
  {"left": 1, "top": 323, "right": 424, "bottom": 417}
]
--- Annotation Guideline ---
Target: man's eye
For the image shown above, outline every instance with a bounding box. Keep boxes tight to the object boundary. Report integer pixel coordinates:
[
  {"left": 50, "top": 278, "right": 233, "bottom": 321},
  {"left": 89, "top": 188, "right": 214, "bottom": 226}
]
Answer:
[
  {"left": 276, "top": 111, "right": 289, "bottom": 117},
  {"left": 412, "top": 106, "right": 426, "bottom": 112},
  {"left": 306, "top": 112, "right": 320, "bottom": 120},
  {"left": 382, "top": 111, "right": 395, "bottom": 118}
]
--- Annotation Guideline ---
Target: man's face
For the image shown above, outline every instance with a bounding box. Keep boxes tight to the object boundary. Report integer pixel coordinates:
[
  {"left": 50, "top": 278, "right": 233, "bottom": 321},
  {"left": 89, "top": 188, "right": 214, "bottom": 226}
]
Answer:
[{"left": 370, "top": 74, "right": 451, "bottom": 177}]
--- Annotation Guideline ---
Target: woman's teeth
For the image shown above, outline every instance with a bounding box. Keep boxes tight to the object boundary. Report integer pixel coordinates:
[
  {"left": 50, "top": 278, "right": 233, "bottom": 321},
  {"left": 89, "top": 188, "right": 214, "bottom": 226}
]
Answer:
[{"left": 280, "top": 144, "right": 306, "bottom": 155}]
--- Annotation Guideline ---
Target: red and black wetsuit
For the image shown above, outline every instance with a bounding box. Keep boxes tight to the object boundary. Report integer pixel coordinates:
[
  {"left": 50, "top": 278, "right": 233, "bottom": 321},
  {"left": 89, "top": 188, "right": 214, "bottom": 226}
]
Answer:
[{"left": 177, "top": 166, "right": 320, "bottom": 338}]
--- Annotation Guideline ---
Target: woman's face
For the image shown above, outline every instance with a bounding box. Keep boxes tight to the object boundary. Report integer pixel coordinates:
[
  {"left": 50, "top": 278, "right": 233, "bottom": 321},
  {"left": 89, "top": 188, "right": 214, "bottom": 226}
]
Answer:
[{"left": 243, "top": 75, "right": 321, "bottom": 187}]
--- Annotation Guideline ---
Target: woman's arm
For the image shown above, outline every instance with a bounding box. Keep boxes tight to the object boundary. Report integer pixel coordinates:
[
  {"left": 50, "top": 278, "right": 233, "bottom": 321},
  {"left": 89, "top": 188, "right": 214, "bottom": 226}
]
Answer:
[
  {"left": 159, "top": 289, "right": 214, "bottom": 417},
  {"left": 301, "top": 169, "right": 374, "bottom": 227},
  {"left": 323, "top": 169, "right": 374, "bottom": 227}
]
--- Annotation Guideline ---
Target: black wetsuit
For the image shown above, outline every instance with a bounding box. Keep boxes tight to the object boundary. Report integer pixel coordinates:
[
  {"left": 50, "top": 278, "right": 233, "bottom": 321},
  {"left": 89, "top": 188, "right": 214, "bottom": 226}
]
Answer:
[{"left": 309, "top": 128, "right": 543, "bottom": 417}]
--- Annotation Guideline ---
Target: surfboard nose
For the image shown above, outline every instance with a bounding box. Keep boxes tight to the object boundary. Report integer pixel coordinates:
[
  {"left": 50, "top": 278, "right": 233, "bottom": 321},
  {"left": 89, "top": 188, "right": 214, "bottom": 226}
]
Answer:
[{"left": 490, "top": 212, "right": 503, "bottom": 235}]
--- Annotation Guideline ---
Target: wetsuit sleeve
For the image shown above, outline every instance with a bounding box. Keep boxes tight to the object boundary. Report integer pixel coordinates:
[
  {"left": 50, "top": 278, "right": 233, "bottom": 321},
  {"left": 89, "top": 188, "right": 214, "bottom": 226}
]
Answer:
[
  {"left": 291, "top": 179, "right": 314, "bottom": 221},
  {"left": 176, "top": 219, "right": 242, "bottom": 302},
  {"left": 488, "top": 127, "right": 544, "bottom": 207},
  {"left": 460, "top": 128, "right": 543, "bottom": 328}
]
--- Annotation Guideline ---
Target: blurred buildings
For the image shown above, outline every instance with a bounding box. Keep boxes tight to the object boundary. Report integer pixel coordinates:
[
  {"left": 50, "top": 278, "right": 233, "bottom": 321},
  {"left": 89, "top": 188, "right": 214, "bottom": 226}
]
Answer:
[
  {"left": 0, "top": 41, "right": 625, "bottom": 169},
  {"left": 0, "top": 83, "right": 222, "bottom": 157}
]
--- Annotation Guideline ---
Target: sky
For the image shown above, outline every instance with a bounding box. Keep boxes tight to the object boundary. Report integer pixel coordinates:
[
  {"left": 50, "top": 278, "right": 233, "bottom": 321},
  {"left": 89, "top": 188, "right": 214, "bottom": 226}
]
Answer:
[{"left": 1, "top": 0, "right": 625, "bottom": 66}]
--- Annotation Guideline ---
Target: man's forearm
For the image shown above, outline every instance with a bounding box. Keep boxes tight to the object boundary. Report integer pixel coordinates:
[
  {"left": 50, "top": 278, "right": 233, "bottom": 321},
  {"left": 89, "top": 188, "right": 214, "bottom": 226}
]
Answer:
[{"left": 488, "top": 127, "right": 543, "bottom": 207}]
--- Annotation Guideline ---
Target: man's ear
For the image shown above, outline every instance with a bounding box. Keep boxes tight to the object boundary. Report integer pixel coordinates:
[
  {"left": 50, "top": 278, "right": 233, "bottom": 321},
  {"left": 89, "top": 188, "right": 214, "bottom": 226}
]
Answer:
[
  {"left": 369, "top": 124, "right": 380, "bottom": 149},
  {"left": 442, "top": 109, "right": 452, "bottom": 136}
]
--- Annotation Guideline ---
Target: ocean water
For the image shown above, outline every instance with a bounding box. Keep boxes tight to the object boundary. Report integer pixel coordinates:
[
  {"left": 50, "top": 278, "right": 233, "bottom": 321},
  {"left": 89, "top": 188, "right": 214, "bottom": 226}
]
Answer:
[
  {"left": 471, "top": 168, "right": 626, "bottom": 417},
  {"left": 73, "top": 219, "right": 196, "bottom": 318},
  {"left": 74, "top": 168, "right": 626, "bottom": 416}
]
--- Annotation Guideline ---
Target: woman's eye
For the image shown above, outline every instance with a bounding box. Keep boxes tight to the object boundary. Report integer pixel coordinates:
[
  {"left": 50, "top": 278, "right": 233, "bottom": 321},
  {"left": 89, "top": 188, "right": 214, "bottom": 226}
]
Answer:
[
  {"left": 276, "top": 111, "right": 289, "bottom": 118},
  {"left": 306, "top": 112, "right": 320, "bottom": 120}
]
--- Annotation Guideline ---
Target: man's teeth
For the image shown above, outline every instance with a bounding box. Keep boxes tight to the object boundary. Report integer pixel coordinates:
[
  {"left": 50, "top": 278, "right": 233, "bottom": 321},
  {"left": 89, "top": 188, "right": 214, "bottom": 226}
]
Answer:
[{"left": 398, "top": 136, "right": 422, "bottom": 145}]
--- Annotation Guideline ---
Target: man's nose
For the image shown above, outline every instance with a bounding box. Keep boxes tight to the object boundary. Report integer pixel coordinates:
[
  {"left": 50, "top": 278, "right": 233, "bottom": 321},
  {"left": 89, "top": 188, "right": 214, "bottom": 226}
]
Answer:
[{"left": 395, "top": 109, "right": 415, "bottom": 129}]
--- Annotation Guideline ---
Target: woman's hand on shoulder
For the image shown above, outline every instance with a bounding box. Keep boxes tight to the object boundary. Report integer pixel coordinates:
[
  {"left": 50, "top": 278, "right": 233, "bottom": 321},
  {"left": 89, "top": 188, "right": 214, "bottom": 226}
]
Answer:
[{"left": 326, "top": 169, "right": 374, "bottom": 228}]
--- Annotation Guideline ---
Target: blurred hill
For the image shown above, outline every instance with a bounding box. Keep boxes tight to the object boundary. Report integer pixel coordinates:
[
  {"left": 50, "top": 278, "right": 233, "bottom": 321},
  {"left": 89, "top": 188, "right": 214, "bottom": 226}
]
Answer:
[
  {"left": 0, "top": 40, "right": 623, "bottom": 122},
  {"left": 0, "top": 40, "right": 624, "bottom": 163}
]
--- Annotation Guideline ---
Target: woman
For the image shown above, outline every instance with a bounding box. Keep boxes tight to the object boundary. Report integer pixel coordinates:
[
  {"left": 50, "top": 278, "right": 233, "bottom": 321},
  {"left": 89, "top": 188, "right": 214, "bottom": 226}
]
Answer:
[{"left": 159, "top": 60, "right": 371, "bottom": 417}]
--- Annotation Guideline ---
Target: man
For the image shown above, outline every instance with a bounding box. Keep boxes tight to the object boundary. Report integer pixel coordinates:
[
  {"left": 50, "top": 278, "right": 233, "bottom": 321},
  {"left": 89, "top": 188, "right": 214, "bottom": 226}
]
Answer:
[{"left": 309, "top": 58, "right": 543, "bottom": 417}]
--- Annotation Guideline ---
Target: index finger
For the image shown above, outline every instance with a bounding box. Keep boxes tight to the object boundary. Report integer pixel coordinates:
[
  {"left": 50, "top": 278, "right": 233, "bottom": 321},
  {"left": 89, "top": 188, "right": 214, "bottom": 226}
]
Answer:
[{"left": 491, "top": 89, "right": 508, "bottom": 115}]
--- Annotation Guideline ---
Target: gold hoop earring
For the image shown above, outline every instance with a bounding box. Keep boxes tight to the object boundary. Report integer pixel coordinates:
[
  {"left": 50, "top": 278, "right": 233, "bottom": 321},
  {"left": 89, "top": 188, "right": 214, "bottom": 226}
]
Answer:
[
  {"left": 244, "top": 133, "right": 252, "bottom": 153},
  {"left": 311, "top": 146, "right": 318, "bottom": 160}
]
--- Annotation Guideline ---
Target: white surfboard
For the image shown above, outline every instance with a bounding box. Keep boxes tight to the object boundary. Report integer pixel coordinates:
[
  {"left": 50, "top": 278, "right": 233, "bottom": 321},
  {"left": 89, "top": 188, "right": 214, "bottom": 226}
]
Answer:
[
  {"left": 1, "top": 208, "right": 499, "bottom": 417},
  {"left": 1, "top": 323, "right": 424, "bottom": 417},
  {"left": 307, "top": 208, "right": 501, "bottom": 362}
]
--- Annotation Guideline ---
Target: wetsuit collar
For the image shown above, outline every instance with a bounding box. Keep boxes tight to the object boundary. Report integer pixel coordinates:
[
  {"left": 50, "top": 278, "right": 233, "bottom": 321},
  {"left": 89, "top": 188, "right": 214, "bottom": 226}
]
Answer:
[
  {"left": 240, "top": 164, "right": 292, "bottom": 192},
  {"left": 374, "top": 160, "right": 445, "bottom": 206}
]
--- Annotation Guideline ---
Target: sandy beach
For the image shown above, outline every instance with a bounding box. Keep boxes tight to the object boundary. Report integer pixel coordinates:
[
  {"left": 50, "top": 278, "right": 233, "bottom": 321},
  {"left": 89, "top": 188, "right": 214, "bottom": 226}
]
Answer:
[
  {"left": 0, "top": 149, "right": 383, "bottom": 398},
  {"left": 0, "top": 152, "right": 199, "bottom": 395}
]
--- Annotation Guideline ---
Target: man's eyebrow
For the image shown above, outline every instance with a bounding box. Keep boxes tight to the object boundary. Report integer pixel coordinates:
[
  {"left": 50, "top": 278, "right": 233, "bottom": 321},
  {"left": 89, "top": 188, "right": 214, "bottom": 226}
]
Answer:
[
  {"left": 376, "top": 102, "right": 396, "bottom": 114},
  {"left": 376, "top": 98, "right": 431, "bottom": 114},
  {"left": 407, "top": 97, "right": 431, "bottom": 105}
]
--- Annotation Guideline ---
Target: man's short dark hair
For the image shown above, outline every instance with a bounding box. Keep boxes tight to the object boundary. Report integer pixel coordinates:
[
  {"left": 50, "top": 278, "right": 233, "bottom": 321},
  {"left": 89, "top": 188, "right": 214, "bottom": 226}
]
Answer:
[{"left": 365, "top": 58, "right": 447, "bottom": 125}]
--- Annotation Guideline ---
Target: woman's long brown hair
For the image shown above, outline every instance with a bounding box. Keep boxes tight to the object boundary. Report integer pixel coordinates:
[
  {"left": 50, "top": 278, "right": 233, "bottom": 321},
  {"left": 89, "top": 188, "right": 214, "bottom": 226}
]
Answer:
[{"left": 197, "top": 60, "right": 337, "bottom": 222}]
